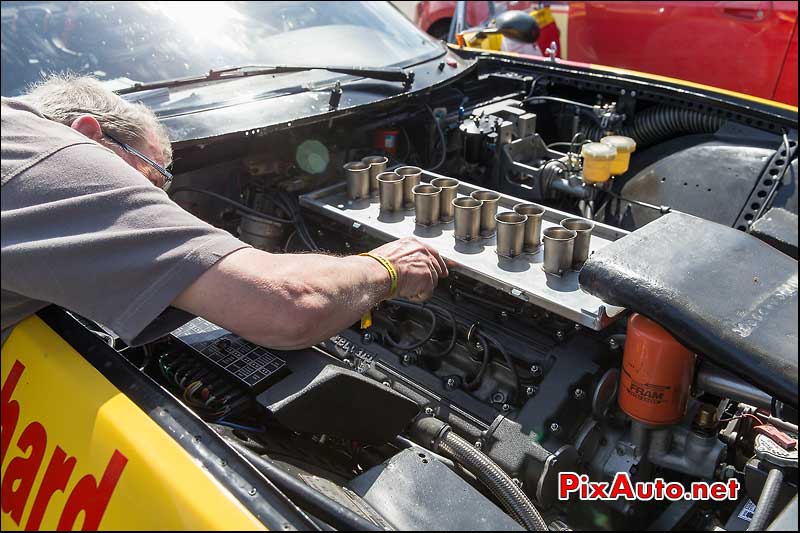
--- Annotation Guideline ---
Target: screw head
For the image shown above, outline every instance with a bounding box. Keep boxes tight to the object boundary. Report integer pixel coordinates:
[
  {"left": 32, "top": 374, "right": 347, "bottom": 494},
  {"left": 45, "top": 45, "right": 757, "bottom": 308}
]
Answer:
[
  {"left": 446, "top": 377, "right": 458, "bottom": 390},
  {"left": 501, "top": 404, "right": 511, "bottom": 412},
  {"left": 492, "top": 392, "right": 506, "bottom": 404},
  {"left": 530, "top": 365, "right": 542, "bottom": 377},
  {"left": 362, "top": 332, "right": 373, "bottom": 344},
  {"left": 424, "top": 407, "right": 434, "bottom": 416},
  {"left": 609, "top": 338, "right": 619, "bottom": 350},
  {"left": 550, "top": 422, "right": 560, "bottom": 433},
  {"left": 401, "top": 353, "right": 415, "bottom": 366},
  {"left": 248, "top": 488, "right": 257, "bottom": 496},
  {"left": 343, "top": 358, "right": 354, "bottom": 367},
  {"left": 474, "top": 440, "right": 483, "bottom": 449},
  {"left": 573, "top": 389, "right": 586, "bottom": 400},
  {"left": 344, "top": 242, "right": 351, "bottom": 249},
  {"left": 526, "top": 386, "right": 536, "bottom": 396},
  {"left": 382, "top": 381, "right": 391, "bottom": 387},
  {"left": 555, "top": 330, "right": 565, "bottom": 341},
  {"left": 499, "top": 311, "right": 509, "bottom": 320}
]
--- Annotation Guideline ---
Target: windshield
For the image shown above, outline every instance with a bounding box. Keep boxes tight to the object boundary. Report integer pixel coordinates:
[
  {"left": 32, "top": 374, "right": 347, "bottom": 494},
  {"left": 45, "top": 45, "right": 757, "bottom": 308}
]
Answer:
[{"left": 1, "top": 1, "right": 442, "bottom": 96}]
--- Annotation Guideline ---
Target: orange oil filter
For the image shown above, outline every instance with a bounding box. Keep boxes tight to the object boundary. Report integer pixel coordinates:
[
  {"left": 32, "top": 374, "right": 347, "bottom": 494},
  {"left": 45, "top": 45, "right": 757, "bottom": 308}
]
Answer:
[{"left": 618, "top": 313, "right": 696, "bottom": 426}]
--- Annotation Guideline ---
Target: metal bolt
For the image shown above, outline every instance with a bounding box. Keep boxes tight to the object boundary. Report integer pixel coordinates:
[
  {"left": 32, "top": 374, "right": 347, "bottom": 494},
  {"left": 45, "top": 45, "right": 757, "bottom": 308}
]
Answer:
[
  {"left": 424, "top": 407, "right": 434, "bottom": 416},
  {"left": 499, "top": 311, "right": 509, "bottom": 321},
  {"left": 492, "top": 392, "right": 506, "bottom": 404},
  {"left": 501, "top": 404, "right": 511, "bottom": 412},
  {"left": 526, "top": 386, "right": 536, "bottom": 397},
  {"left": 362, "top": 332, "right": 373, "bottom": 344},
  {"left": 382, "top": 381, "right": 391, "bottom": 387},
  {"left": 550, "top": 422, "right": 560, "bottom": 433},
  {"left": 530, "top": 365, "right": 542, "bottom": 377},
  {"left": 344, "top": 242, "right": 351, "bottom": 249},
  {"left": 248, "top": 488, "right": 257, "bottom": 496},
  {"left": 573, "top": 389, "right": 586, "bottom": 400},
  {"left": 446, "top": 377, "right": 458, "bottom": 390},
  {"left": 555, "top": 330, "right": 565, "bottom": 341},
  {"left": 574, "top": 323, "right": 581, "bottom": 331},
  {"left": 609, "top": 338, "right": 619, "bottom": 350},
  {"left": 474, "top": 342, "right": 483, "bottom": 352},
  {"left": 402, "top": 353, "right": 415, "bottom": 366},
  {"left": 343, "top": 358, "right": 354, "bottom": 368},
  {"left": 474, "top": 440, "right": 483, "bottom": 449}
]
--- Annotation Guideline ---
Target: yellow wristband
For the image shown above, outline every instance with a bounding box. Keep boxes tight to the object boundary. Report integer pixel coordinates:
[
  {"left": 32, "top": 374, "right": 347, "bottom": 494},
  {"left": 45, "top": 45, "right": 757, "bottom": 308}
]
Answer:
[
  {"left": 358, "top": 253, "right": 398, "bottom": 329},
  {"left": 359, "top": 253, "right": 398, "bottom": 299}
]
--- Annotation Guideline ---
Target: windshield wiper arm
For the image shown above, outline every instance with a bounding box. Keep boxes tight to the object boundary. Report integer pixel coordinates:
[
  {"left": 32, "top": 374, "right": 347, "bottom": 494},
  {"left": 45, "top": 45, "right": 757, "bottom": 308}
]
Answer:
[{"left": 116, "top": 64, "right": 415, "bottom": 95}]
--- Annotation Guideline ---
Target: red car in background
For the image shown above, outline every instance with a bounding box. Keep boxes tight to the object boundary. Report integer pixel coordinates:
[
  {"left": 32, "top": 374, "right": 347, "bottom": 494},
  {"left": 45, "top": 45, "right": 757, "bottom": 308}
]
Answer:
[{"left": 414, "top": 1, "right": 798, "bottom": 106}]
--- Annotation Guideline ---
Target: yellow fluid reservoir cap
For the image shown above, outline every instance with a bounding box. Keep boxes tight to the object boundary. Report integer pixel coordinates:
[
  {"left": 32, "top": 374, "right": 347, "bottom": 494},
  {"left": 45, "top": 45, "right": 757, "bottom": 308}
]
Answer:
[
  {"left": 600, "top": 135, "right": 637, "bottom": 154},
  {"left": 581, "top": 142, "right": 617, "bottom": 160}
]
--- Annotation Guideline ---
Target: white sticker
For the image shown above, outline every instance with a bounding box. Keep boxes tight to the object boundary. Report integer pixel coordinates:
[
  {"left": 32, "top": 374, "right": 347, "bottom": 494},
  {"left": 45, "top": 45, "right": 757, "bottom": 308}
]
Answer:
[{"left": 738, "top": 500, "right": 757, "bottom": 522}]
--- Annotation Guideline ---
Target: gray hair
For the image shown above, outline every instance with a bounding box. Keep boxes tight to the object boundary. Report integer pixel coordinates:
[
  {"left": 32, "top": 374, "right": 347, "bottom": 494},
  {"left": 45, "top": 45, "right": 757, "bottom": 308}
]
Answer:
[{"left": 20, "top": 73, "right": 172, "bottom": 165}]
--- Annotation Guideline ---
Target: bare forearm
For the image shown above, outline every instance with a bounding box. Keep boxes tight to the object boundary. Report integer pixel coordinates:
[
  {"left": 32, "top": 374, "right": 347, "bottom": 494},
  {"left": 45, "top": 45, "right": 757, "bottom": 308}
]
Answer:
[
  {"left": 268, "top": 253, "right": 391, "bottom": 348},
  {"left": 173, "top": 248, "right": 390, "bottom": 349}
]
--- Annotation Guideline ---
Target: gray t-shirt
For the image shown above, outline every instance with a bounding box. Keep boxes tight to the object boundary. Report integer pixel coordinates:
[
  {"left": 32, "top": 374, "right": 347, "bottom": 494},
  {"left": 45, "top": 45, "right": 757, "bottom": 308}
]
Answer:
[{"left": 1, "top": 97, "right": 250, "bottom": 345}]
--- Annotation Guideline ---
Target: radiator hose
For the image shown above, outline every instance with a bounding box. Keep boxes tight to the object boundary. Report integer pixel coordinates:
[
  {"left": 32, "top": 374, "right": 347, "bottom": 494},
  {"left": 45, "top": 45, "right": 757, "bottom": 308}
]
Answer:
[
  {"left": 747, "top": 468, "right": 785, "bottom": 531},
  {"left": 410, "top": 417, "right": 548, "bottom": 531},
  {"left": 583, "top": 106, "right": 724, "bottom": 148}
]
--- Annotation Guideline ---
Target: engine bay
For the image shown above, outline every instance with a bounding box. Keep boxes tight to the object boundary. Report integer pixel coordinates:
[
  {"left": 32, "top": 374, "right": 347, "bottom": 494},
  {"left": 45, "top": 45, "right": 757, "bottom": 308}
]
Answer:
[{"left": 87, "top": 56, "right": 797, "bottom": 531}]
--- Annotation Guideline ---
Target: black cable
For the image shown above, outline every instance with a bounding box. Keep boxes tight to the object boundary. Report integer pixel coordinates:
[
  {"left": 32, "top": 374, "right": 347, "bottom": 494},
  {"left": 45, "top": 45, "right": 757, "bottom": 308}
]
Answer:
[
  {"left": 278, "top": 192, "right": 319, "bottom": 251},
  {"left": 463, "top": 333, "right": 491, "bottom": 391},
  {"left": 384, "top": 300, "right": 438, "bottom": 351},
  {"left": 481, "top": 332, "right": 521, "bottom": 405},
  {"left": 425, "top": 303, "right": 458, "bottom": 357},
  {"left": 169, "top": 187, "right": 294, "bottom": 224}
]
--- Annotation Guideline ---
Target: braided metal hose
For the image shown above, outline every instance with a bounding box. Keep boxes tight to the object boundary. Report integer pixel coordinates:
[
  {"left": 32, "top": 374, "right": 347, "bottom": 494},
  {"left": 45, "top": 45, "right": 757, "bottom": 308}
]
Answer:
[{"left": 435, "top": 426, "right": 548, "bottom": 531}]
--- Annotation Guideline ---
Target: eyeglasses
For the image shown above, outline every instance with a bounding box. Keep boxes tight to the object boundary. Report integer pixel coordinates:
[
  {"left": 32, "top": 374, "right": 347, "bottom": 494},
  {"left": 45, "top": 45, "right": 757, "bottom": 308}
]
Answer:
[{"left": 104, "top": 132, "right": 173, "bottom": 190}]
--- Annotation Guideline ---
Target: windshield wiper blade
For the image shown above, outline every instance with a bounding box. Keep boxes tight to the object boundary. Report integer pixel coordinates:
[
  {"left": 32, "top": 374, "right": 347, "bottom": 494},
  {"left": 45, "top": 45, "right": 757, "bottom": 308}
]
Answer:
[{"left": 116, "top": 64, "right": 415, "bottom": 95}]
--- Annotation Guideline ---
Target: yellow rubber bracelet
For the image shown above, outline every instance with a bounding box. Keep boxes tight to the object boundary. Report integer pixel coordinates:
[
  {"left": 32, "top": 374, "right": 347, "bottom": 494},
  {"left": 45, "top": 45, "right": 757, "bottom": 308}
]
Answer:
[
  {"left": 359, "top": 253, "right": 398, "bottom": 299},
  {"left": 358, "top": 253, "right": 398, "bottom": 329}
]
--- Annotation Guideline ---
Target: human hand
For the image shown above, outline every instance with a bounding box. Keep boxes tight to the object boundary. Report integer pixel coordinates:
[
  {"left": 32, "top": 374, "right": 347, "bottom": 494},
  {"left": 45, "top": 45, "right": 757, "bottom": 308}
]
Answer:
[{"left": 369, "top": 237, "right": 448, "bottom": 301}]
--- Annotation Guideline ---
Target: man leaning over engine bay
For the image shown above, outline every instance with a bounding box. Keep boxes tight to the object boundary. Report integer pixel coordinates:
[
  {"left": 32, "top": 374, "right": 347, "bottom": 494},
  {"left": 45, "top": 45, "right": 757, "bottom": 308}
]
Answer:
[{"left": 1, "top": 74, "right": 446, "bottom": 348}]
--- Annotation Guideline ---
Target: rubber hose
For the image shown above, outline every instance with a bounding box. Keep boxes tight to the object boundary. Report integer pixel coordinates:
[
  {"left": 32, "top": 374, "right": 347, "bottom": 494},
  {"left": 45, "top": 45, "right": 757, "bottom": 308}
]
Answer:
[
  {"left": 582, "top": 106, "right": 724, "bottom": 148},
  {"left": 748, "top": 468, "right": 785, "bottom": 531},
  {"left": 437, "top": 428, "right": 548, "bottom": 531}
]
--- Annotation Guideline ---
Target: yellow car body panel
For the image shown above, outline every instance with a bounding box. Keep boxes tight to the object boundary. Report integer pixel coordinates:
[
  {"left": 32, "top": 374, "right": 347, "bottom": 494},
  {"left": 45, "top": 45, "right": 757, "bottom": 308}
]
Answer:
[{"left": 1, "top": 316, "right": 266, "bottom": 531}]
